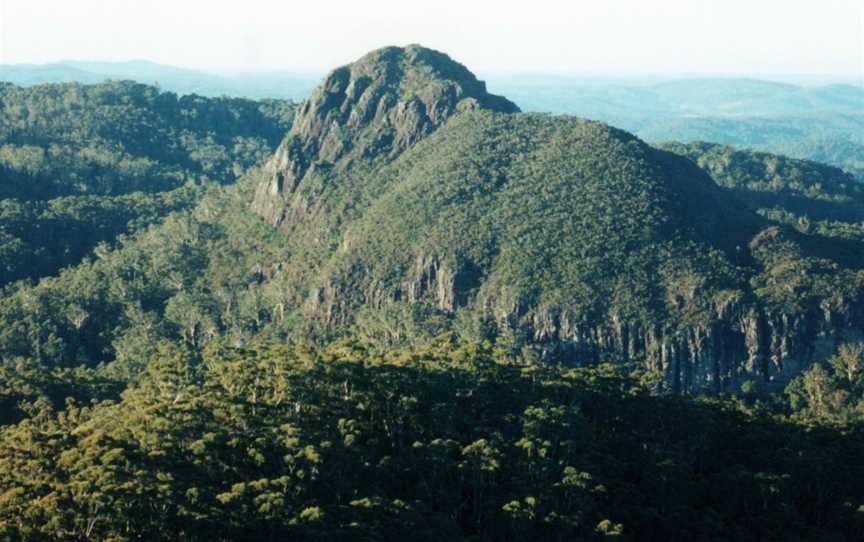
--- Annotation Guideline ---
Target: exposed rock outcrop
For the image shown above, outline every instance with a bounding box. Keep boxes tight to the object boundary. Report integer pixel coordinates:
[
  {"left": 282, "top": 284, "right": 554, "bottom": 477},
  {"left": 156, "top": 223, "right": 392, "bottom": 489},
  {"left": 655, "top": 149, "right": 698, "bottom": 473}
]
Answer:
[
  {"left": 304, "top": 248, "right": 864, "bottom": 394},
  {"left": 252, "top": 45, "right": 519, "bottom": 231}
]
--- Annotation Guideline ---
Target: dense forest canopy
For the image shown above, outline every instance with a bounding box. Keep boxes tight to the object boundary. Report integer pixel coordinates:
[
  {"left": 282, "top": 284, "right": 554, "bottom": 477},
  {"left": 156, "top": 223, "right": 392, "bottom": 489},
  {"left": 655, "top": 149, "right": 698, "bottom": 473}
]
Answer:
[
  {"left": 0, "top": 81, "right": 295, "bottom": 285},
  {"left": 0, "top": 80, "right": 294, "bottom": 199},
  {"left": 0, "top": 46, "right": 862, "bottom": 540},
  {"left": 1, "top": 340, "right": 863, "bottom": 541}
]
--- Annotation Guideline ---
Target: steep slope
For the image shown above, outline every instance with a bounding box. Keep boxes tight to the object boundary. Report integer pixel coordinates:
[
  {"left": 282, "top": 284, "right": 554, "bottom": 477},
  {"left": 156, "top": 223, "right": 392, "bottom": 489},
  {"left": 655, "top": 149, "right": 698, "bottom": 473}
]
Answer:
[
  {"left": 251, "top": 45, "right": 518, "bottom": 230},
  {"left": 0, "top": 46, "right": 860, "bottom": 396},
  {"left": 301, "top": 112, "right": 756, "bottom": 329},
  {"left": 246, "top": 46, "right": 864, "bottom": 393}
]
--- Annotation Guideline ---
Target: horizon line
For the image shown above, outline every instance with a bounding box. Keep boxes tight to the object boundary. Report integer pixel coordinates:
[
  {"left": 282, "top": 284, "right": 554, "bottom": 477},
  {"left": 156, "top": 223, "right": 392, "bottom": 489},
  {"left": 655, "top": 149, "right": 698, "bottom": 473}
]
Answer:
[{"left": 1, "top": 58, "right": 862, "bottom": 83}]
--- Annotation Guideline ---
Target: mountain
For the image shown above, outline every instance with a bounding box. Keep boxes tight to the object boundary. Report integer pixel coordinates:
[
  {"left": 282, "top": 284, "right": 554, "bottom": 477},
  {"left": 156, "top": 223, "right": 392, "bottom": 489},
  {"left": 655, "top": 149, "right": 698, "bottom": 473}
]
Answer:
[
  {"left": 0, "top": 46, "right": 860, "bottom": 394},
  {"left": 247, "top": 45, "right": 864, "bottom": 393},
  {"left": 0, "top": 45, "right": 863, "bottom": 541},
  {"left": 251, "top": 45, "right": 519, "bottom": 227},
  {"left": 5, "top": 60, "right": 862, "bottom": 179}
]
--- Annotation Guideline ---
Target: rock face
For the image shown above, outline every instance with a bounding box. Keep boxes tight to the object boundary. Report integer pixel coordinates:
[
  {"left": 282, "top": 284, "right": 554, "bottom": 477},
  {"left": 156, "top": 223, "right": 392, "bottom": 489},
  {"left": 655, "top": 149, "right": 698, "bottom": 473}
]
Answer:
[
  {"left": 249, "top": 45, "right": 864, "bottom": 395},
  {"left": 252, "top": 45, "right": 519, "bottom": 231},
  {"left": 518, "top": 293, "right": 864, "bottom": 394}
]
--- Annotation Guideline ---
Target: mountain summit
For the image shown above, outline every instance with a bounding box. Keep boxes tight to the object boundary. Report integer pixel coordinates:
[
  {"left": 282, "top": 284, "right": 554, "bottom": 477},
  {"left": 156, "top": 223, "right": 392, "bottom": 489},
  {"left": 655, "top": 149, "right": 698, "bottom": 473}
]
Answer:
[
  {"left": 247, "top": 46, "right": 864, "bottom": 393},
  {"left": 252, "top": 45, "right": 518, "bottom": 227}
]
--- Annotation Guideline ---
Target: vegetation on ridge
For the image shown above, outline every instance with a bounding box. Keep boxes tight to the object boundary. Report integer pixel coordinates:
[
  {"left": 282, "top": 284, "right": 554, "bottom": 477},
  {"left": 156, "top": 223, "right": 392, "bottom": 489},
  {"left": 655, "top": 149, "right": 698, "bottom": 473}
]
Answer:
[
  {"left": 0, "top": 45, "right": 863, "bottom": 541},
  {"left": 0, "top": 80, "right": 295, "bottom": 285}
]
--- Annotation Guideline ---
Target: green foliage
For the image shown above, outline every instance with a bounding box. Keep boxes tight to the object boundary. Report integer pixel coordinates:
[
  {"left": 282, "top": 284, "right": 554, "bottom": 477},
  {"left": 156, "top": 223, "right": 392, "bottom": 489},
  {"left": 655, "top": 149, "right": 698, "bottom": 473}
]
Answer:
[
  {"left": 0, "top": 340, "right": 861, "bottom": 540},
  {"left": 0, "top": 360, "right": 122, "bottom": 425},
  {"left": 0, "top": 171, "right": 295, "bottom": 370},
  {"left": 786, "top": 342, "right": 864, "bottom": 425},
  {"left": 0, "top": 81, "right": 295, "bottom": 286},
  {"left": 0, "top": 186, "right": 201, "bottom": 285},
  {"left": 0, "top": 80, "right": 295, "bottom": 198},
  {"left": 0, "top": 111, "right": 862, "bottom": 378},
  {"left": 0, "top": 52, "right": 863, "bottom": 540},
  {"left": 660, "top": 141, "right": 864, "bottom": 224},
  {"left": 643, "top": 115, "right": 864, "bottom": 181}
]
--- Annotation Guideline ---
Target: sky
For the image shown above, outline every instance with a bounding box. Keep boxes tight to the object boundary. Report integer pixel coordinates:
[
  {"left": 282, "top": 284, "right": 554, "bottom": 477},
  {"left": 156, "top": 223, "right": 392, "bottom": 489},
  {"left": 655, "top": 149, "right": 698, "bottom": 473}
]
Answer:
[{"left": 1, "top": 0, "right": 862, "bottom": 77}]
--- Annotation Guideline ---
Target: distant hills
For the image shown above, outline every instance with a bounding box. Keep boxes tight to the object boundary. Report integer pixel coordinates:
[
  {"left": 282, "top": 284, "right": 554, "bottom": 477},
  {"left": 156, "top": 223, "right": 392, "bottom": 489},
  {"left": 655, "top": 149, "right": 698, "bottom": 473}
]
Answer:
[
  {"left": 493, "top": 75, "right": 864, "bottom": 118},
  {"left": 3, "top": 59, "right": 861, "bottom": 178},
  {"left": 492, "top": 76, "right": 864, "bottom": 179},
  {"left": 0, "top": 60, "right": 319, "bottom": 102},
  {"left": 4, "top": 60, "right": 860, "bottom": 116}
]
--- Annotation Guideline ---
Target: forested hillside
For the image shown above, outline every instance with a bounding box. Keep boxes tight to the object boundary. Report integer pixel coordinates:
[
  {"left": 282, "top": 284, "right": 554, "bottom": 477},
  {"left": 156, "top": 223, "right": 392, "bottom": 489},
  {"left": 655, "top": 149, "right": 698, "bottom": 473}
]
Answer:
[
  {"left": 1, "top": 340, "right": 862, "bottom": 541},
  {"left": 661, "top": 142, "right": 864, "bottom": 240},
  {"left": 641, "top": 115, "right": 864, "bottom": 180},
  {"left": 0, "top": 81, "right": 295, "bottom": 284},
  {"left": 0, "top": 46, "right": 862, "bottom": 541},
  {"left": 490, "top": 77, "right": 864, "bottom": 180},
  {"left": 248, "top": 46, "right": 864, "bottom": 393},
  {"left": 0, "top": 46, "right": 860, "bottom": 392}
]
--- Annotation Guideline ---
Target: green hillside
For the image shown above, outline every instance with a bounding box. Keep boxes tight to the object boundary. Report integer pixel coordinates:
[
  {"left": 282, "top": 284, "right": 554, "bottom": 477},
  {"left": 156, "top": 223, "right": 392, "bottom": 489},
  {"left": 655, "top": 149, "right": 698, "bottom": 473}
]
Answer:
[
  {"left": 0, "top": 81, "right": 295, "bottom": 285},
  {"left": 0, "top": 44, "right": 862, "bottom": 541},
  {"left": 0, "top": 47, "right": 858, "bottom": 395},
  {"left": 249, "top": 47, "right": 864, "bottom": 393},
  {"left": 660, "top": 142, "right": 864, "bottom": 227}
]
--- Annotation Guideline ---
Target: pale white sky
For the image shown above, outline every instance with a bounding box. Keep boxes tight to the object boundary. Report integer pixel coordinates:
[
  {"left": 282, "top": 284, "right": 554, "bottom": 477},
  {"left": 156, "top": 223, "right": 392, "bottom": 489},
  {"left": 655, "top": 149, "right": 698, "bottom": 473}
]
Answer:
[{"left": 1, "top": 0, "right": 862, "bottom": 76}]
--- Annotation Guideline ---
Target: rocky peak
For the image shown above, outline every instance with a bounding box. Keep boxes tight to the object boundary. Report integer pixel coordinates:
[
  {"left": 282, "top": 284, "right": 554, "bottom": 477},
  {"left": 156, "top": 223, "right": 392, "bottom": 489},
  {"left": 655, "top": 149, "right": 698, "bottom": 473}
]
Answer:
[{"left": 252, "top": 45, "right": 519, "bottom": 227}]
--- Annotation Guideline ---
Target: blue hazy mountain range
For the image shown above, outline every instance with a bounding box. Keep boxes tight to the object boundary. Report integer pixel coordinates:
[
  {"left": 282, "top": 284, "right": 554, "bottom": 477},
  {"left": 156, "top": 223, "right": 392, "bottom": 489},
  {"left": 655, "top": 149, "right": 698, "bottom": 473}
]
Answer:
[
  {"left": 0, "top": 59, "right": 320, "bottom": 102},
  {"left": 2, "top": 59, "right": 862, "bottom": 177}
]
